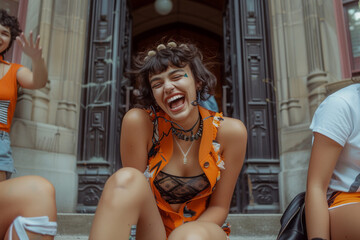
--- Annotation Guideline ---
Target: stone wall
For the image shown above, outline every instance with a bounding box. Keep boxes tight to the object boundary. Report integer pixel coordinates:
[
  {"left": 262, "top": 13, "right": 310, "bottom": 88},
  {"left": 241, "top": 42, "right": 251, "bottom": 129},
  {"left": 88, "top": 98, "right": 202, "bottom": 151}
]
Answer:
[
  {"left": 10, "top": 0, "right": 88, "bottom": 212},
  {"left": 269, "top": 0, "right": 342, "bottom": 211}
]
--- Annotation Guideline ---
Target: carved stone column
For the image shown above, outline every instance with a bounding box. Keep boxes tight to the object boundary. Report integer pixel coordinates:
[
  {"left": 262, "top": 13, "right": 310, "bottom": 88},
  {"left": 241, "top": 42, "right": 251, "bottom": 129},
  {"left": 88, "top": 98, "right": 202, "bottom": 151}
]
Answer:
[
  {"left": 270, "top": 0, "right": 313, "bottom": 211},
  {"left": 271, "top": 0, "right": 310, "bottom": 127},
  {"left": 48, "top": 1, "right": 86, "bottom": 130},
  {"left": 303, "top": 0, "right": 328, "bottom": 116}
]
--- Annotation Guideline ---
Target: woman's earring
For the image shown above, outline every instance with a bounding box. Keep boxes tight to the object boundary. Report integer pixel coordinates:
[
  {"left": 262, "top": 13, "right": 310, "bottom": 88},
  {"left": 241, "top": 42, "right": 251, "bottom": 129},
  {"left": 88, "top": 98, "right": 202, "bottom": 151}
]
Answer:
[{"left": 191, "top": 91, "right": 201, "bottom": 106}]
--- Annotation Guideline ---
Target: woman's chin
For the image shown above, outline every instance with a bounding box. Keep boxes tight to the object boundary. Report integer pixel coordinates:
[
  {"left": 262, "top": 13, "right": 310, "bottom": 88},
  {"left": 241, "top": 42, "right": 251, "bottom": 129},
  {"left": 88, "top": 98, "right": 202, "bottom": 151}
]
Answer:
[{"left": 168, "top": 105, "right": 199, "bottom": 123}]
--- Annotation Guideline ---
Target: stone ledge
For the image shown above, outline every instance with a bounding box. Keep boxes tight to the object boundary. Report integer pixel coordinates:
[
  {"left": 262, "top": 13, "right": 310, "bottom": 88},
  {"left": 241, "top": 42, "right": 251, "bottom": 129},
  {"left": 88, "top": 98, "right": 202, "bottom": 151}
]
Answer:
[
  {"left": 57, "top": 213, "right": 281, "bottom": 238},
  {"left": 55, "top": 236, "right": 275, "bottom": 240},
  {"left": 55, "top": 236, "right": 88, "bottom": 240},
  {"left": 227, "top": 214, "right": 281, "bottom": 236},
  {"left": 57, "top": 213, "right": 93, "bottom": 236}
]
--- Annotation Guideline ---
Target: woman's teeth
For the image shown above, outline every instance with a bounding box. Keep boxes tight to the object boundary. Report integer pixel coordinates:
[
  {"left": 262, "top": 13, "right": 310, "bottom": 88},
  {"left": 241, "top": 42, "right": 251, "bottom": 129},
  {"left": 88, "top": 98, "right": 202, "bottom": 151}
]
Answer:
[{"left": 167, "top": 95, "right": 183, "bottom": 104}]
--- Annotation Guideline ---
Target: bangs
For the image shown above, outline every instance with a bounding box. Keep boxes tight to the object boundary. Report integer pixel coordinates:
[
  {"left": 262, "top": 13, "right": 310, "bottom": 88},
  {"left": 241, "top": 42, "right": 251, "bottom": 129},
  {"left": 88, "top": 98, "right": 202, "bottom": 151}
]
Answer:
[
  {"left": 145, "top": 49, "right": 188, "bottom": 77},
  {"left": 146, "top": 57, "right": 170, "bottom": 77}
]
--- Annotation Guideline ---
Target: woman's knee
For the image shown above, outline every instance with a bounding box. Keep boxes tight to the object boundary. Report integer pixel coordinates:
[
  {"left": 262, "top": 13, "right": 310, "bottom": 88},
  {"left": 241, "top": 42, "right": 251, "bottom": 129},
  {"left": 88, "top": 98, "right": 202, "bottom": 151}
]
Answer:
[
  {"left": 102, "top": 168, "right": 149, "bottom": 204},
  {"left": 169, "top": 222, "right": 226, "bottom": 240},
  {"left": 6, "top": 176, "right": 56, "bottom": 203},
  {"left": 24, "top": 176, "right": 55, "bottom": 200},
  {"left": 106, "top": 167, "right": 147, "bottom": 189},
  {"left": 169, "top": 222, "right": 211, "bottom": 240},
  {"left": 9, "top": 176, "right": 57, "bottom": 218}
]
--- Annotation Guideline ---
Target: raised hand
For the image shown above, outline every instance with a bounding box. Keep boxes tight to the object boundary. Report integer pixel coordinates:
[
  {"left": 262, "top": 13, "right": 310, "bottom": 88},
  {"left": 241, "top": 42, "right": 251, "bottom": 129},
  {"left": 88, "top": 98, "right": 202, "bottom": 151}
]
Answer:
[
  {"left": 15, "top": 31, "right": 43, "bottom": 61},
  {"left": 14, "top": 31, "right": 48, "bottom": 89}
]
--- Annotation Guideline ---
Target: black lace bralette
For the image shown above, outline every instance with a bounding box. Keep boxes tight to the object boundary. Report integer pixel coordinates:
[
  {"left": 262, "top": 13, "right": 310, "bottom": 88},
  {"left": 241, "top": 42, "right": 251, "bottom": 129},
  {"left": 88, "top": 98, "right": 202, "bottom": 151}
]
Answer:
[{"left": 153, "top": 171, "right": 210, "bottom": 204}]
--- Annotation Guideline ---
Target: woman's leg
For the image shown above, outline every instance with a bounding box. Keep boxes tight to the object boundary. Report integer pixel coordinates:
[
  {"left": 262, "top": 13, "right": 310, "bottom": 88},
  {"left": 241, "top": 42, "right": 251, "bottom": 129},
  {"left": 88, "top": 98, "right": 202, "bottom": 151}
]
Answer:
[
  {"left": 0, "top": 175, "right": 57, "bottom": 240},
  {"left": 89, "top": 167, "right": 166, "bottom": 240},
  {"left": 168, "top": 221, "right": 228, "bottom": 240},
  {"left": 329, "top": 202, "right": 360, "bottom": 240}
]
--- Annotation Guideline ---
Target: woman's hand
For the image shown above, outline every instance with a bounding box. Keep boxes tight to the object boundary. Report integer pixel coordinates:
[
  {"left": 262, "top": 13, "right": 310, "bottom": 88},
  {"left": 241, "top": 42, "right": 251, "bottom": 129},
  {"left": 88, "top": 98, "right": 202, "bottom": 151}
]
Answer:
[
  {"left": 16, "top": 31, "right": 42, "bottom": 61},
  {"left": 15, "top": 31, "right": 48, "bottom": 89}
]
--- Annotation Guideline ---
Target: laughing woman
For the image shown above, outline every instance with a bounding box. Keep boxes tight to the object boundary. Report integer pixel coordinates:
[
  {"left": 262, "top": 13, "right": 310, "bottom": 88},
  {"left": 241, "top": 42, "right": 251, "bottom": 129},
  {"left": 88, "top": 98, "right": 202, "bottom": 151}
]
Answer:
[
  {"left": 90, "top": 41, "right": 247, "bottom": 240},
  {"left": 0, "top": 9, "right": 57, "bottom": 240}
]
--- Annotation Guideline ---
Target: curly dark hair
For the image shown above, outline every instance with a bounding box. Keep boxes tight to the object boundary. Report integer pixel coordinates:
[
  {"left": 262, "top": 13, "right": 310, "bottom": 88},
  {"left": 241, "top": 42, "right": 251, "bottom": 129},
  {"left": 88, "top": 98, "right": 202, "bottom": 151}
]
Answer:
[
  {"left": 129, "top": 40, "right": 217, "bottom": 109},
  {"left": 0, "top": 9, "right": 22, "bottom": 56}
]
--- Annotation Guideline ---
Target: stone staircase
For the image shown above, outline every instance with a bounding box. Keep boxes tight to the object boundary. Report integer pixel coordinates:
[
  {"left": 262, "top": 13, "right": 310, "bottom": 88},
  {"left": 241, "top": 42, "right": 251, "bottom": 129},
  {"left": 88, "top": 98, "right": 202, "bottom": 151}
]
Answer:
[{"left": 55, "top": 213, "right": 281, "bottom": 240}]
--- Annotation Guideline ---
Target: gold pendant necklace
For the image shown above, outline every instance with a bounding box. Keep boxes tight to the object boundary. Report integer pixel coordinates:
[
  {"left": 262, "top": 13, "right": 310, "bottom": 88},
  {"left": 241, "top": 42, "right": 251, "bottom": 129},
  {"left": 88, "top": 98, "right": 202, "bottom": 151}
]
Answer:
[{"left": 174, "top": 137, "right": 194, "bottom": 164}]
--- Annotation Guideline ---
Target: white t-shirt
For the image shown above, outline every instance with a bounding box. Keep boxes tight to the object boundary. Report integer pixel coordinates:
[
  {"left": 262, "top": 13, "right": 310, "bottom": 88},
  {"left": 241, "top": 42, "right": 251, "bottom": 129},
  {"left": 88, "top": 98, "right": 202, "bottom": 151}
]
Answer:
[{"left": 310, "top": 83, "right": 360, "bottom": 194}]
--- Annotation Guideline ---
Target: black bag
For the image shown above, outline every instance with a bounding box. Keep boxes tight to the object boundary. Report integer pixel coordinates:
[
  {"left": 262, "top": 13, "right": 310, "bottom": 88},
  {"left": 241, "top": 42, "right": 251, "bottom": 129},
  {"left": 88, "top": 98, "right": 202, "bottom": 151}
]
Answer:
[{"left": 277, "top": 192, "right": 308, "bottom": 240}]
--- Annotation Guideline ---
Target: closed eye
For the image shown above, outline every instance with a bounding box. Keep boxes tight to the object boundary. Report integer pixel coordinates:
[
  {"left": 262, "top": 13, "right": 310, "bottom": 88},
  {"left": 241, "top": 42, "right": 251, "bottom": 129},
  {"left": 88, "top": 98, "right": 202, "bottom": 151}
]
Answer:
[
  {"left": 151, "top": 82, "right": 162, "bottom": 89},
  {"left": 172, "top": 74, "right": 183, "bottom": 80},
  {"left": 1, "top": 32, "right": 10, "bottom": 37}
]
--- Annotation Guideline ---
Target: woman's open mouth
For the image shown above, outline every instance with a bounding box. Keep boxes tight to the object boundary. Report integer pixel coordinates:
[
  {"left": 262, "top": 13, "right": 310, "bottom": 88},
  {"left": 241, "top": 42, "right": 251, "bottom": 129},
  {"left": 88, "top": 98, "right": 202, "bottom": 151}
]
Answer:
[{"left": 167, "top": 94, "right": 185, "bottom": 111}]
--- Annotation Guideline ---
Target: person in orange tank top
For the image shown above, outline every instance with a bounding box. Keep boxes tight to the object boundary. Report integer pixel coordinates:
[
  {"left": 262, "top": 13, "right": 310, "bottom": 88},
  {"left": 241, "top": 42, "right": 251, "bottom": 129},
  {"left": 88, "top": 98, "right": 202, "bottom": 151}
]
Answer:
[
  {"left": 90, "top": 40, "right": 248, "bottom": 240},
  {"left": 0, "top": 9, "right": 57, "bottom": 240}
]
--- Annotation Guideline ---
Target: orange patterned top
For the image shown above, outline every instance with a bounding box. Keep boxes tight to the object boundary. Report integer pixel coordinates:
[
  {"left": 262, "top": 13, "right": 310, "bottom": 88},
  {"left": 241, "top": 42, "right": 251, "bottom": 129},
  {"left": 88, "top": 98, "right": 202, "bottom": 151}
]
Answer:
[{"left": 0, "top": 55, "right": 22, "bottom": 132}]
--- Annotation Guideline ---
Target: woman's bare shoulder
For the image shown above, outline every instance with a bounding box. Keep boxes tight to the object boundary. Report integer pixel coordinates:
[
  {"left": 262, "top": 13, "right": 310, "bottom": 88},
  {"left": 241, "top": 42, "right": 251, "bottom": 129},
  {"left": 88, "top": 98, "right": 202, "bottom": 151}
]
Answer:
[
  {"left": 122, "top": 108, "right": 153, "bottom": 134},
  {"left": 216, "top": 116, "right": 247, "bottom": 165},
  {"left": 218, "top": 116, "right": 247, "bottom": 140},
  {"left": 123, "top": 108, "right": 152, "bottom": 124}
]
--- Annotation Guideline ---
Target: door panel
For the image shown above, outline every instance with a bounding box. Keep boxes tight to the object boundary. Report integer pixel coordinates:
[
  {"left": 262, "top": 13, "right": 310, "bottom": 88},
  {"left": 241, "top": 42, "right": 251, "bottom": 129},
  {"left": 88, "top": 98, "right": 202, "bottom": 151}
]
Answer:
[
  {"left": 223, "top": 0, "right": 279, "bottom": 213},
  {"left": 76, "top": 0, "right": 132, "bottom": 213}
]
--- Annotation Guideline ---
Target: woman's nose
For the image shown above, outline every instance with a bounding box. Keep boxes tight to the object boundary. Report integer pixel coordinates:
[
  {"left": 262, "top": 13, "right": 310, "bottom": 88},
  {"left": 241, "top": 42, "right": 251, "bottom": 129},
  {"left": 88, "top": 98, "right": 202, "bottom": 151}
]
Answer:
[{"left": 164, "top": 81, "right": 175, "bottom": 94}]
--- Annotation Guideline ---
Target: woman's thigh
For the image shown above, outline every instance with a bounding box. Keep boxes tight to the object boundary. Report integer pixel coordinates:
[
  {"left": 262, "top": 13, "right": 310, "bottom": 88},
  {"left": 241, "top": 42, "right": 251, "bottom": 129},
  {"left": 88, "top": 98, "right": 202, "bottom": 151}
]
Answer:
[
  {"left": 135, "top": 190, "right": 167, "bottom": 240},
  {"left": 168, "top": 221, "right": 228, "bottom": 240},
  {"left": 123, "top": 168, "right": 166, "bottom": 240},
  {"left": 90, "top": 167, "right": 166, "bottom": 240},
  {"left": 330, "top": 202, "right": 360, "bottom": 240}
]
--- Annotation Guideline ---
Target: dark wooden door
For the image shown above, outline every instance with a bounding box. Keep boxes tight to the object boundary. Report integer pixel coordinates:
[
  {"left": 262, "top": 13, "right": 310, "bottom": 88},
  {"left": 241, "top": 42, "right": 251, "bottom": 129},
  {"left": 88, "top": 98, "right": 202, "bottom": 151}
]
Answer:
[
  {"left": 223, "top": 0, "right": 280, "bottom": 213},
  {"left": 76, "top": 0, "right": 132, "bottom": 213}
]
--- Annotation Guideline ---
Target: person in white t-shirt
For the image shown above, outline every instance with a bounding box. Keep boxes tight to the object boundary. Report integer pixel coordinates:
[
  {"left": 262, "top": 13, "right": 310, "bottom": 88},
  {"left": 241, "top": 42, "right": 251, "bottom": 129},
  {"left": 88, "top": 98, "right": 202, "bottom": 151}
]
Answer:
[{"left": 305, "top": 83, "right": 360, "bottom": 240}]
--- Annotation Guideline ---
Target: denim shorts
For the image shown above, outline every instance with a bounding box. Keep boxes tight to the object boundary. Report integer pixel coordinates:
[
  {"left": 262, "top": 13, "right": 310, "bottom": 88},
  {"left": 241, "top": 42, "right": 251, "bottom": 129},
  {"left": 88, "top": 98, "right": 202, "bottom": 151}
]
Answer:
[{"left": 0, "top": 130, "right": 15, "bottom": 176}]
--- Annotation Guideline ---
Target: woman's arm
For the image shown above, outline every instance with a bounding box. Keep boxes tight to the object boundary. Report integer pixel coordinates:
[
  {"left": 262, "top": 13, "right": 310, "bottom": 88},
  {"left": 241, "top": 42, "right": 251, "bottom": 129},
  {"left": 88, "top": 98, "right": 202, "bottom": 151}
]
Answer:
[
  {"left": 15, "top": 31, "right": 48, "bottom": 89},
  {"left": 305, "top": 132, "right": 343, "bottom": 240},
  {"left": 197, "top": 117, "right": 247, "bottom": 225},
  {"left": 120, "top": 108, "right": 153, "bottom": 172}
]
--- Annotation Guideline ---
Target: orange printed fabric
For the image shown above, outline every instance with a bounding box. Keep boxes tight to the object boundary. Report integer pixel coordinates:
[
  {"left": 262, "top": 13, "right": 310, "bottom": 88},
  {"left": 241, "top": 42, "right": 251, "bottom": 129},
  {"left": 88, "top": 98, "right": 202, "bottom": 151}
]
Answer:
[
  {"left": 0, "top": 56, "right": 22, "bottom": 132},
  {"left": 328, "top": 191, "right": 360, "bottom": 209},
  {"left": 145, "top": 106, "right": 228, "bottom": 237}
]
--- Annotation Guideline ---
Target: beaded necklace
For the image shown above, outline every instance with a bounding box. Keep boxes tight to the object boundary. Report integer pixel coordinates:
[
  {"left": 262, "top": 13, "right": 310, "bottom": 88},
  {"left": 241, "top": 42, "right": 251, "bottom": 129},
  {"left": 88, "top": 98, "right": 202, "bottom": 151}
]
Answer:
[{"left": 171, "top": 114, "right": 203, "bottom": 141}]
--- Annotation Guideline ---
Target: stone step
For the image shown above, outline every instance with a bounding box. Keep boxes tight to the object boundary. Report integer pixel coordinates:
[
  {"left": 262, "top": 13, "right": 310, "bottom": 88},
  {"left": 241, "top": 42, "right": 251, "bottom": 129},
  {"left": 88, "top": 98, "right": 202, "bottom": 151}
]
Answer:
[{"left": 55, "top": 213, "right": 281, "bottom": 240}]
